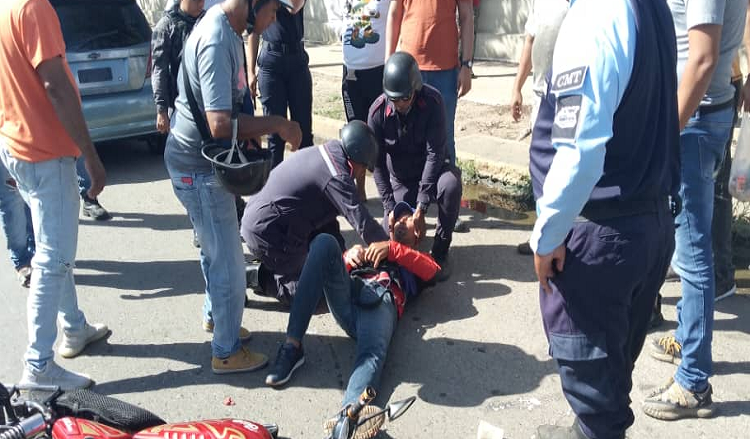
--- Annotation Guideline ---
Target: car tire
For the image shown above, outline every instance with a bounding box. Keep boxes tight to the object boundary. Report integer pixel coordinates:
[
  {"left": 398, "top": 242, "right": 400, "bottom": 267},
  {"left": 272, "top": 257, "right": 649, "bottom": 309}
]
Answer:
[{"left": 147, "top": 134, "right": 166, "bottom": 155}]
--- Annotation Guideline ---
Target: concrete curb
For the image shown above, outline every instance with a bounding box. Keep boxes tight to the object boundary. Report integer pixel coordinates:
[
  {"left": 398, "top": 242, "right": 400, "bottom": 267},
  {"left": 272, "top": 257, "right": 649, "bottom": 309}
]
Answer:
[{"left": 312, "top": 114, "right": 533, "bottom": 202}]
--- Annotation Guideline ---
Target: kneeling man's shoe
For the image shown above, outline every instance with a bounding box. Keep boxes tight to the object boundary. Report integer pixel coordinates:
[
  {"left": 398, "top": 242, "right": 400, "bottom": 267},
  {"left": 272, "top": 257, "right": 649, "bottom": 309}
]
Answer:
[{"left": 246, "top": 261, "right": 266, "bottom": 295}]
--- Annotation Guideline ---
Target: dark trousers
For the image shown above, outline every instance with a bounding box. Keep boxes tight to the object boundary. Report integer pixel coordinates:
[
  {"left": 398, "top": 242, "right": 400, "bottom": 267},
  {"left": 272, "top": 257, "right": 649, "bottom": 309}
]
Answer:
[
  {"left": 382, "top": 166, "right": 462, "bottom": 259},
  {"left": 541, "top": 206, "right": 674, "bottom": 439},
  {"left": 342, "top": 65, "right": 384, "bottom": 122},
  {"left": 249, "top": 219, "right": 345, "bottom": 306},
  {"left": 712, "top": 78, "right": 741, "bottom": 293},
  {"left": 258, "top": 45, "right": 314, "bottom": 168}
]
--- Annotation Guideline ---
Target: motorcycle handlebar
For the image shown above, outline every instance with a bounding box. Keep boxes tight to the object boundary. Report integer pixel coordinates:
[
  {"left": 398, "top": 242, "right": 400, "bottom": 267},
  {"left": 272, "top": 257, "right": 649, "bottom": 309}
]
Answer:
[
  {"left": 0, "top": 413, "right": 47, "bottom": 439},
  {"left": 345, "top": 387, "right": 376, "bottom": 421}
]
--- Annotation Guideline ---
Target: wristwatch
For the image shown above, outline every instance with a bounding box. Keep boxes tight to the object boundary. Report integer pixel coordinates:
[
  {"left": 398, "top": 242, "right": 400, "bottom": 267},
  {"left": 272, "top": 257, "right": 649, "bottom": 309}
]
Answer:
[
  {"left": 461, "top": 59, "right": 473, "bottom": 69},
  {"left": 417, "top": 202, "right": 430, "bottom": 213}
]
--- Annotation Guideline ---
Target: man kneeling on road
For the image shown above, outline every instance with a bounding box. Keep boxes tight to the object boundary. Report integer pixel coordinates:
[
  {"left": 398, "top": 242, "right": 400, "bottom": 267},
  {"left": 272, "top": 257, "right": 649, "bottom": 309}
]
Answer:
[
  {"left": 241, "top": 120, "right": 388, "bottom": 305},
  {"left": 264, "top": 201, "right": 440, "bottom": 439},
  {"left": 368, "top": 52, "right": 464, "bottom": 281}
]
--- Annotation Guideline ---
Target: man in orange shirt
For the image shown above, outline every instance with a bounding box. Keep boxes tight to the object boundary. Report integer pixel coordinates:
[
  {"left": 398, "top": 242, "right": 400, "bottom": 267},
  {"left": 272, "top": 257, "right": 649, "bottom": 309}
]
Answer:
[{"left": 0, "top": 0, "right": 108, "bottom": 390}]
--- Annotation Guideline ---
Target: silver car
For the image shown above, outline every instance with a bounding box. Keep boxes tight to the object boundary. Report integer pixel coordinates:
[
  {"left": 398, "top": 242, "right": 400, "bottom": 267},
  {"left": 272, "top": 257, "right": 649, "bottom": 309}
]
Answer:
[{"left": 51, "top": 0, "right": 163, "bottom": 152}]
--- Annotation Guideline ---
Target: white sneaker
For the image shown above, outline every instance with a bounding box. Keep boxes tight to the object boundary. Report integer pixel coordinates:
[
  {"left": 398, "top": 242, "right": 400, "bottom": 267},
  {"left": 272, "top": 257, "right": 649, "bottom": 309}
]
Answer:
[
  {"left": 58, "top": 323, "right": 109, "bottom": 358},
  {"left": 19, "top": 361, "right": 92, "bottom": 391}
]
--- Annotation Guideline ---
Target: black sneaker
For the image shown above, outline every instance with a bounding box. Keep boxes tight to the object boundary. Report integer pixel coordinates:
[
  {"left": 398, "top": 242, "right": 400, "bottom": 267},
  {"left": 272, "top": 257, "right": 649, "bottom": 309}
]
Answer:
[
  {"left": 265, "top": 342, "right": 305, "bottom": 387},
  {"left": 246, "top": 261, "right": 266, "bottom": 295},
  {"left": 517, "top": 241, "right": 533, "bottom": 255},
  {"left": 649, "top": 309, "right": 665, "bottom": 329},
  {"left": 81, "top": 195, "right": 111, "bottom": 221},
  {"left": 453, "top": 218, "right": 470, "bottom": 233},
  {"left": 432, "top": 254, "right": 451, "bottom": 282}
]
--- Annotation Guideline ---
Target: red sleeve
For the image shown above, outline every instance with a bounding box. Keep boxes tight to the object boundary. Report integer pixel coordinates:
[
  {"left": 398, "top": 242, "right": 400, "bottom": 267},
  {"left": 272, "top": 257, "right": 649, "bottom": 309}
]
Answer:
[
  {"left": 387, "top": 241, "right": 440, "bottom": 281},
  {"left": 343, "top": 251, "right": 353, "bottom": 273},
  {"left": 18, "top": 0, "right": 66, "bottom": 68}
]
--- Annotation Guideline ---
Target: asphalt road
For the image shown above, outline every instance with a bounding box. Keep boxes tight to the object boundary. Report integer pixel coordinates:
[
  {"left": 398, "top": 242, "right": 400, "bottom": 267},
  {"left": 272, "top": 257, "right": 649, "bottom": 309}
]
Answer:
[{"left": 1, "top": 140, "right": 749, "bottom": 438}]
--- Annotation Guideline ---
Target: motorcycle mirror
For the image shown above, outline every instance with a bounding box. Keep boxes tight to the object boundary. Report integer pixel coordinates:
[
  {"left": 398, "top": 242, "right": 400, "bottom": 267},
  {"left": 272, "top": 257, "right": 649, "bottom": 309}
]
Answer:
[
  {"left": 333, "top": 417, "right": 350, "bottom": 439},
  {"left": 260, "top": 423, "right": 278, "bottom": 439},
  {"left": 386, "top": 396, "right": 416, "bottom": 422}
]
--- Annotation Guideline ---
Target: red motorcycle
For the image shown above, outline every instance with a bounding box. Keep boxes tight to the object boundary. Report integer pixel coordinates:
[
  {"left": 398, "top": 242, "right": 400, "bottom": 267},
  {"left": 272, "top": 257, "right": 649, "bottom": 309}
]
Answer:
[{"left": 0, "top": 384, "right": 414, "bottom": 439}]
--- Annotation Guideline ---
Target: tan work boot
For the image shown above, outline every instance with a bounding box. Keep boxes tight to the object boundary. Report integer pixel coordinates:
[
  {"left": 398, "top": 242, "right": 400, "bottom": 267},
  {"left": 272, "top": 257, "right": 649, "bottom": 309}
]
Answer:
[
  {"left": 202, "top": 320, "right": 252, "bottom": 341},
  {"left": 212, "top": 346, "right": 268, "bottom": 374}
]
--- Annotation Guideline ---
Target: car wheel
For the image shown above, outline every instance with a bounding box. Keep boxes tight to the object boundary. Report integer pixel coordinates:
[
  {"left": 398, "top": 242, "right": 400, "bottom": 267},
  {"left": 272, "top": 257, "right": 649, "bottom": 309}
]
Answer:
[{"left": 147, "top": 134, "right": 166, "bottom": 155}]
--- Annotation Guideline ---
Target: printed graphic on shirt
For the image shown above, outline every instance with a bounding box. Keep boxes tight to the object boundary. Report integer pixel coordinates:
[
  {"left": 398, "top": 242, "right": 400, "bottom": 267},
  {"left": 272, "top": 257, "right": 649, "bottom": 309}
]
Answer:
[
  {"left": 345, "top": 0, "right": 382, "bottom": 49},
  {"left": 551, "top": 66, "right": 588, "bottom": 94},
  {"left": 551, "top": 94, "right": 582, "bottom": 143}
]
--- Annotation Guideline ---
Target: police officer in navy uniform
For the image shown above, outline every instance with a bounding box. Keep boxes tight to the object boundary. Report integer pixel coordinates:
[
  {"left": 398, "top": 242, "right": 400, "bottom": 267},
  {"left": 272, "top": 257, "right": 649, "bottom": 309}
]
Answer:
[
  {"left": 246, "top": 0, "right": 313, "bottom": 168},
  {"left": 241, "top": 121, "right": 388, "bottom": 305},
  {"left": 529, "top": 0, "right": 679, "bottom": 437},
  {"left": 367, "top": 52, "right": 463, "bottom": 280}
]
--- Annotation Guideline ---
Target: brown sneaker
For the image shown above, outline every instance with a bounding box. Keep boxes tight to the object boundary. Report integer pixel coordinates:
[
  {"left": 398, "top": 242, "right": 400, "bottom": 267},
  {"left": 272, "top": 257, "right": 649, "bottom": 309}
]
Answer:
[
  {"left": 323, "top": 405, "right": 385, "bottom": 439},
  {"left": 649, "top": 335, "right": 682, "bottom": 365},
  {"left": 211, "top": 346, "right": 268, "bottom": 374},
  {"left": 203, "top": 320, "right": 252, "bottom": 341},
  {"left": 642, "top": 377, "right": 714, "bottom": 420}
]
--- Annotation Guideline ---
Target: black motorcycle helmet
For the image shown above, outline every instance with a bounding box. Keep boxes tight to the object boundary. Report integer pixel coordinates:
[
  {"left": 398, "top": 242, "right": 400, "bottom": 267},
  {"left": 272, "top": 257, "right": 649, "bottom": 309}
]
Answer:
[
  {"left": 201, "top": 143, "right": 273, "bottom": 196},
  {"left": 383, "top": 51, "right": 422, "bottom": 100},
  {"left": 340, "top": 120, "right": 379, "bottom": 171},
  {"left": 246, "top": 0, "right": 304, "bottom": 33}
]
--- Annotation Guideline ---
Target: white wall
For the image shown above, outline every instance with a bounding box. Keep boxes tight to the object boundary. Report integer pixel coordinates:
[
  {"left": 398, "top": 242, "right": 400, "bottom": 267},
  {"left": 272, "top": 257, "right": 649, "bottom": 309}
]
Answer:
[{"left": 137, "top": 0, "right": 530, "bottom": 61}]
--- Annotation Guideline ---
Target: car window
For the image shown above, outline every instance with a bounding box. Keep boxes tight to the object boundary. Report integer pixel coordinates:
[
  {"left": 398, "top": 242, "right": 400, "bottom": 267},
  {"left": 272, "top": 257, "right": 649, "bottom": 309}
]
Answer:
[{"left": 51, "top": 0, "right": 151, "bottom": 52}]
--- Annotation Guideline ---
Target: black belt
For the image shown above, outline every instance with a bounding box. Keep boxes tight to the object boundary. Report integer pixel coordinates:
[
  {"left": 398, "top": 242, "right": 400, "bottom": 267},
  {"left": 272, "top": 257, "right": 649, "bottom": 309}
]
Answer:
[
  {"left": 694, "top": 99, "right": 735, "bottom": 118},
  {"left": 577, "top": 197, "right": 671, "bottom": 222},
  {"left": 263, "top": 40, "right": 304, "bottom": 54}
]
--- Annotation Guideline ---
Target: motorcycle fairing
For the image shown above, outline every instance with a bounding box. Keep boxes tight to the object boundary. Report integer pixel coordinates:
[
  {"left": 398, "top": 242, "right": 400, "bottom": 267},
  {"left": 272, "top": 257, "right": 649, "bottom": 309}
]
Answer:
[{"left": 134, "top": 419, "right": 273, "bottom": 439}]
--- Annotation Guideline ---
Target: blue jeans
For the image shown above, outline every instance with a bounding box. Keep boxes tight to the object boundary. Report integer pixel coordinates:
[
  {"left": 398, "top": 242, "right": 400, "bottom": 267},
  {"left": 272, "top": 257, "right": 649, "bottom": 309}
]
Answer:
[
  {"left": 75, "top": 156, "right": 90, "bottom": 197},
  {"left": 672, "top": 105, "right": 734, "bottom": 392},
  {"left": 165, "top": 150, "right": 245, "bottom": 358},
  {"left": 0, "top": 147, "right": 87, "bottom": 371},
  {"left": 0, "top": 163, "right": 34, "bottom": 269},
  {"left": 287, "top": 234, "right": 397, "bottom": 406},
  {"left": 421, "top": 68, "right": 458, "bottom": 166}
]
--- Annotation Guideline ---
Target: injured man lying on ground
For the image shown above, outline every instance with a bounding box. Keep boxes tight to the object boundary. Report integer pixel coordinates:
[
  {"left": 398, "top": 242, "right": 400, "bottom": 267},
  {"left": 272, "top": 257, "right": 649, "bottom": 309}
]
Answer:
[{"left": 263, "top": 201, "right": 441, "bottom": 439}]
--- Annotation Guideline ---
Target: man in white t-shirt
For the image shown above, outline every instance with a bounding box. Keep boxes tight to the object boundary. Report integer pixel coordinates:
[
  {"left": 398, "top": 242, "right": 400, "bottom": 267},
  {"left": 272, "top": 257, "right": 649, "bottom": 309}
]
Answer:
[
  {"left": 326, "top": 0, "right": 392, "bottom": 199},
  {"left": 509, "top": 0, "right": 568, "bottom": 256},
  {"left": 510, "top": 0, "right": 568, "bottom": 129}
]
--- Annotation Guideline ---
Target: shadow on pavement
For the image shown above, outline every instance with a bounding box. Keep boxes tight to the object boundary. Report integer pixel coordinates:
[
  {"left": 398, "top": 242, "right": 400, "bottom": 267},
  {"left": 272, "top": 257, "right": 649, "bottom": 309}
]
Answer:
[
  {"left": 659, "top": 294, "right": 750, "bottom": 335},
  {"left": 89, "top": 329, "right": 553, "bottom": 411},
  {"left": 379, "top": 332, "right": 555, "bottom": 408},
  {"left": 96, "top": 140, "right": 168, "bottom": 186},
  {"left": 75, "top": 259, "right": 204, "bottom": 300},
  {"left": 715, "top": 399, "right": 750, "bottom": 417},
  {"left": 713, "top": 360, "right": 750, "bottom": 377},
  {"left": 79, "top": 212, "right": 193, "bottom": 231}
]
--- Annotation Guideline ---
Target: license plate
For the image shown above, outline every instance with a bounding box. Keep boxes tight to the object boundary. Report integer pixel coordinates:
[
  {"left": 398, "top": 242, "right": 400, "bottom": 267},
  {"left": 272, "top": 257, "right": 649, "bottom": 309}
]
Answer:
[{"left": 78, "top": 67, "right": 112, "bottom": 83}]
